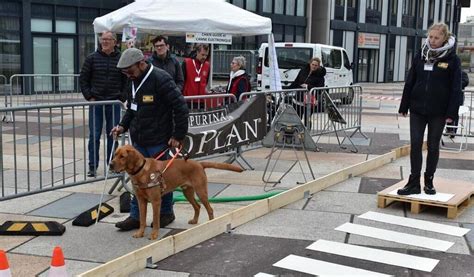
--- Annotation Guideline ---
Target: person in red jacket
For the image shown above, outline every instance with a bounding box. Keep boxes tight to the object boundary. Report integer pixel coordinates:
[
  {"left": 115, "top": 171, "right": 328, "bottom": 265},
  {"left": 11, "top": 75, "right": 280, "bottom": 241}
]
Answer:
[
  {"left": 182, "top": 44, "right": 210, "bottom": 110},
  {"left": 226, "top": 56, "right": 251, "bottom": 101}
]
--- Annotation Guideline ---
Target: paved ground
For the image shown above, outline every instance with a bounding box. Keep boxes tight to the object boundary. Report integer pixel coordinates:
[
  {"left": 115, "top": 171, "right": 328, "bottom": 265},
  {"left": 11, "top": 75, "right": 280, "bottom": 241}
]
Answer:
[{"left": 1, "top": 82, "right": 473, "bottom": 276}]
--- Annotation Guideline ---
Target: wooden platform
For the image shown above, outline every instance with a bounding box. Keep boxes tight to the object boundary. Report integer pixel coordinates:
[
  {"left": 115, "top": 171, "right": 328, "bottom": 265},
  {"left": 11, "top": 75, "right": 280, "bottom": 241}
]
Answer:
[{"left": 378, "top": 177, "right": 474, "bottom": 219}]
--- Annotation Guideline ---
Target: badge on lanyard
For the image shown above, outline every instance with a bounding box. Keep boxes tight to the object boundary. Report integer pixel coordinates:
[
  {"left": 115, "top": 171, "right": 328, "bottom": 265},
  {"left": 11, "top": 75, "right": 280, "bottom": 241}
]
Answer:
[
  {"left": 194, "top": 77, "right": 201, "bottom": 82},
  {"left": 424, "top": 63, "right": 434, "bottom": 71},
  {"left": 131, "top": 103, "right": 138, "bottom": 111}
]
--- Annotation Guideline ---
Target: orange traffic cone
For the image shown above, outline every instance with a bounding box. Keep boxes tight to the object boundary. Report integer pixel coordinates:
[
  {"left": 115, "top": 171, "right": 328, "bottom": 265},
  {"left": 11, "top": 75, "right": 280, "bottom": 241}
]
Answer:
[
  {"left": 48, "top": 246, "right": 68, "bottom": 277},
  {"left": 0, "top": 250, "right": 12, "bottom": 277}
]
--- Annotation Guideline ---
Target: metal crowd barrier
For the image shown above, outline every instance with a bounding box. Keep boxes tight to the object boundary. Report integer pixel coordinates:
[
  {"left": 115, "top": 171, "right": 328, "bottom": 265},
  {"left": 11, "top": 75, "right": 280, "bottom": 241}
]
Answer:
[
  {"left": 462, "top": 89, "right": 473, "bottom": 137},
  {"left": 240, "top": 85, "right": 363, "bottom": 138},
  {"left": 0, "top": 100, "right": 123, "bottom": 201},
  {"left": 8, "top": 74, "right": 83, "bottom": 108},
  {"left": 184, "top": 93, "right": 237, "bottom": 111}
]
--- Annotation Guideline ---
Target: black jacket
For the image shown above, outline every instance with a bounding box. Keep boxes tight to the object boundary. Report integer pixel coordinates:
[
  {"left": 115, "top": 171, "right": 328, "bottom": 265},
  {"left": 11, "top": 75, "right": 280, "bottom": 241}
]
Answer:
[
  {"left": 289, "top": 64, "right": 326, "bottom": 90},
  {"left": 148, "top": 52, "right": 184, "bottom": 92},
  {"left": 399, "top": 51, "right": 462, "bottom": 119},
  {"left": 119, "top": 64, "right": 189, "bottom": 147},
  {"left": 79, "top": 48, "right": 126, "bottom": 101}
]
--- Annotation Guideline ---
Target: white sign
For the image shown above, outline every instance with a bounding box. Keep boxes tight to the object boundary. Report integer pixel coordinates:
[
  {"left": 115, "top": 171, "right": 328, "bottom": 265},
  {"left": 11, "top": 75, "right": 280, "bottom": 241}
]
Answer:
[
  {"left": 358, "top": 33, "right": 380, "bottom": 49},
  {"left": 186, "top": 32, "right": 232, "bottom": 45}
]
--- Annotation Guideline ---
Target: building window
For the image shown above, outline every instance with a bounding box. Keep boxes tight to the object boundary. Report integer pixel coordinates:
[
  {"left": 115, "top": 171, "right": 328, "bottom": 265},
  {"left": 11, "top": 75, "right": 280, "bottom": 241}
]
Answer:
[
  {"left": 335, "top": 0, "right": 344, "bottom": 20},
  {"left": 232, "top": 0, "right": 244, "bottom": 8},
  {"left": 0, "top": 1, "right": 21, "bottom": 78},
  {"left": 296, "top": 0, "right": 305, "bottom": 16},
  {"left": 428, "top": 0, "right": 435, "bottom": 27},
  {"left": 263, "top": 0, "right": 272, "bottom": 12},
  {"left": 275, "top": 0, "right": 284, "bottom": 14},
  {"left": 284, "top": 25, "right": 294, "bottom": 41},
  {"left": 347, "top": 0, "right": 357, "bottom": 22},
  {"left": 246, "top": 0, "right": 257, "bottom": 11},
  {"left": 445, "top": 0, "right": 451, "bottom": 27},
  {"left": 416, "top": 0, "right": 424, "bottom": 29},
  {"left": 333, "top": 30, "right": 343, "bottom": 47},
  {"left": 366, "top": 0, "right": 382, "bottom": 25},
  {"left": 274, "top": 24, "right": 283, "bottom": 41},
  {"left": 31, "top": 19, "right": 53, "bottom": 32},
  {"left": 286, "top": 0, "right": 295, "bottom": 15},
  {"left": 390, "top": 0, "right": 398, "bottom": 26},
  {"left": 402, "top": 0, "right": 416, "bottom": 28},
  {"left": 295, "top": 26, "right": 305, "bottom": 42}
]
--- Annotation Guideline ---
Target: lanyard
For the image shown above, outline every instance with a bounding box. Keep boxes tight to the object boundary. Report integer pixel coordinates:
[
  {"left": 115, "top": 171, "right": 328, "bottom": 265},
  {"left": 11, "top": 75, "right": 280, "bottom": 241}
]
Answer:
[
  {"left": 132, "top": 65, "right": 154, "bottom": 101},
  {"left": 192, "top": 59, "right": 202, "bottom": 76}
]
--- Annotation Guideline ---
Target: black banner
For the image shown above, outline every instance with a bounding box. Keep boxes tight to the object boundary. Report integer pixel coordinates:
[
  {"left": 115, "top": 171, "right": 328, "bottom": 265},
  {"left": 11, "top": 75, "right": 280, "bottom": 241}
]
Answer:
[{"left": 183, "top": 94, "right": 267, "bottom": 158}]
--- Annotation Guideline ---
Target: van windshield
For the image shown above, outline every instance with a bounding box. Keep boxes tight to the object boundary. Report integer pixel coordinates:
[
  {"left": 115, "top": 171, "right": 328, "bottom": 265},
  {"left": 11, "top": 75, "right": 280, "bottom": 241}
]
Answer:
[{"left": 264, "top": 47, "right": 313, "bottom": 69}]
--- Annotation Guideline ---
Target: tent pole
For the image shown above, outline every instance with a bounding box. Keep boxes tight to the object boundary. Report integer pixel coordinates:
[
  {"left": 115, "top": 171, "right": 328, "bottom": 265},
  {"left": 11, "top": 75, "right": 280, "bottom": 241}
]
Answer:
[{"left": 209, "top": 44, "right": 214, "bottom": 89}]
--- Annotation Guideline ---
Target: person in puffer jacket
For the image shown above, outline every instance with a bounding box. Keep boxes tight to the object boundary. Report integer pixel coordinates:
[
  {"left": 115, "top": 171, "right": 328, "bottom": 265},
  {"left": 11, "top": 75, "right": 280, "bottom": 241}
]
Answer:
[
  {"left": 80, "top": 31, "right": 127, "bottom": 177},
  {"left": 398, "top": 22, "right": 462, "bottom": 196}
]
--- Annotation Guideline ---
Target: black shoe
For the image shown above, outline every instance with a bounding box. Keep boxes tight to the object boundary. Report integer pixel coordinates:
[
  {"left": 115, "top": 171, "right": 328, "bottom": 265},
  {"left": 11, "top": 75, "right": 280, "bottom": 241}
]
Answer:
[
  {"left": 115, "top": 216, "right": 140, "bottom": 231},
  {"left": 397, "top": 174, "right": 421, "bottom": 195},
  {"left": 87, "top": 169, "right": 96, "bottom": 177},
  {"left": 151, "top": 213, "right": 176, "bottom": 228},
  {"left": 424, "top": 174, "right": 436, "bottom": 195}
]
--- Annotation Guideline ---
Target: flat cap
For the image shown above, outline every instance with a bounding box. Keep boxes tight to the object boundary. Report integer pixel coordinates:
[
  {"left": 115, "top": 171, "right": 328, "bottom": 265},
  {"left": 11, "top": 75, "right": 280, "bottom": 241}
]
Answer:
[{"left": 117, "top": 48, "right": 144, "bottom": 69}]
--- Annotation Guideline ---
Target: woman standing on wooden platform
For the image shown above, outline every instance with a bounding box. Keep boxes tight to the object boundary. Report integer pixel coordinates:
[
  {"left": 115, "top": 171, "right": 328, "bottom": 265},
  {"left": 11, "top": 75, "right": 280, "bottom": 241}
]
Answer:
[{"left": 398, "top": 22, "right": 462, "bottom": 196}]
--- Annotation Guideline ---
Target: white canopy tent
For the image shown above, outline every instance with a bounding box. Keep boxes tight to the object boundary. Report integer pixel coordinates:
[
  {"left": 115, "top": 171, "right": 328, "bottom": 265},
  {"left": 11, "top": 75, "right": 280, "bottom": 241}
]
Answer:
[
  {"left": 93, "top": 0, "right": 271, "bottom": 36},
  {"left": 93, "top": 0, "right": 280, "bottom": 90}
]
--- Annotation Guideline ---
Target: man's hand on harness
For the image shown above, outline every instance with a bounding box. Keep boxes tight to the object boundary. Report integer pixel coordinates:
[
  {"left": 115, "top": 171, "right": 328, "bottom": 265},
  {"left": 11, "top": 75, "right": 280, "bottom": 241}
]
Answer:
[{"left": 110, "top": 125, "right": 125, "bottom": 140}]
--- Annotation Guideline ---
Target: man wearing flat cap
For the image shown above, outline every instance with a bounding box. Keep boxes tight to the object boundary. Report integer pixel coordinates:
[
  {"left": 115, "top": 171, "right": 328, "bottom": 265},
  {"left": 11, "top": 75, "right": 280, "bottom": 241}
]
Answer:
[{"left": 111, "top": 48, "right": 189, "bottom": 231}]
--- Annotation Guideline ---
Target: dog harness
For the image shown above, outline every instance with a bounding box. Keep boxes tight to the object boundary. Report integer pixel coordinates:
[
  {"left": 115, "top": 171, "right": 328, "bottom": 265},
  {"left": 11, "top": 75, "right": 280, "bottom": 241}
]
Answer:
[{"left": 131, "top": 147, "right": 184, "bottom": 192}]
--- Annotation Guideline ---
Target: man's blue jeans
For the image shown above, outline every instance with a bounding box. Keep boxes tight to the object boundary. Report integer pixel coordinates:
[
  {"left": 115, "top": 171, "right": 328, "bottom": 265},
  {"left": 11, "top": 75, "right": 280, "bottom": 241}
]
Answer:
[
  {"left": 129, "top": 144, "right": 174, "bottom": 220},
  {"left": 88, "top": 104, "right": 121, "bottom": 170}
]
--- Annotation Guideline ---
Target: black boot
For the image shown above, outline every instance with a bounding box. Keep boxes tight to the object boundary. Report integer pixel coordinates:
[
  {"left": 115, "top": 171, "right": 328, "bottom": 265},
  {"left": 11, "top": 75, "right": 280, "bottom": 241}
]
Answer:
[
  {"left": 424, "top": 173, "right": 436, "bottom": 195},
  {"left": 397, "top": 174, "right": 421, "bottom": 195}
]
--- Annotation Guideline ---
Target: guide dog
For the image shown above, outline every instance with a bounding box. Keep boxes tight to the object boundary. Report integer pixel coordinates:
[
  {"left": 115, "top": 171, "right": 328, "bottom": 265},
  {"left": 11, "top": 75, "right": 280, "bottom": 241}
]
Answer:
[{"left": 110, "top": 145, "right": 243, "bottom": 240}]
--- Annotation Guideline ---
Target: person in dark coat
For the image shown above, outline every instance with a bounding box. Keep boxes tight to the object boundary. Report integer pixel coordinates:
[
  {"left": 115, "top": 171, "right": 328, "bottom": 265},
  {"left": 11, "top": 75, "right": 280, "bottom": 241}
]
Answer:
[
  {"left": 226, "top": 56, "right": 251, "bottom": 101},
  {"left": 398, "top": 22, "right": 462, "bottom": 196},
  {"left": 111, "top": 48, "right": 189, "bottom": 231},
  {"left": 288, "top": 57, "right": 327, "bottom": 121},
  {"left": 80, "top": 31, "right": 126, "bottom": 177},
  {"left": 148, "top": 35, "right": 184, "bottom": 91}
]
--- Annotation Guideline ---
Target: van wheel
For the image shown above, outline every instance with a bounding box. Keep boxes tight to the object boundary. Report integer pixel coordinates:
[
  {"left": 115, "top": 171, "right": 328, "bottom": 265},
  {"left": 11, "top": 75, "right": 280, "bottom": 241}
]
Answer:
[{"left": 341, "top": 87, "right": 354, "bottom": 105}]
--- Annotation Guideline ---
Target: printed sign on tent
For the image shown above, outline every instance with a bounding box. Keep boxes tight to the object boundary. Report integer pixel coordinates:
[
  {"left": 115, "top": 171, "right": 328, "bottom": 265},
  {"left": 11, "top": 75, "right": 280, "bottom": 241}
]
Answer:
[
  {"left": 122, "top": 27, "right": 138, "bottom": 48},
  {"left": 186, "top": 32, "right": 232, "bottom": 45}
]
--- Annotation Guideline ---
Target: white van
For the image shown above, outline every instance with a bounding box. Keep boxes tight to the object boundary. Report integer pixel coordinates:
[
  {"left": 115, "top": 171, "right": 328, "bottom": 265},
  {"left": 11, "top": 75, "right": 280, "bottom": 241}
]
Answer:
[{"left": 257, "top": 42, "right": 353, "bottom": 90}]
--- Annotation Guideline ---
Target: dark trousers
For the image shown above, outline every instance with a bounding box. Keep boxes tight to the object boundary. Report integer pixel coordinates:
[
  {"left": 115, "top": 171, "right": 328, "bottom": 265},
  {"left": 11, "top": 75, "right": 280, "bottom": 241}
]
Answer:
[
  {"left": 129, "top": 143, "right": 174, "bottom": 220},
  {"left": 88, "top": 104, "right": 121, "bottom": 170},
  {"left": 409, "top": 113, "right": 445, "bottom": 176}
]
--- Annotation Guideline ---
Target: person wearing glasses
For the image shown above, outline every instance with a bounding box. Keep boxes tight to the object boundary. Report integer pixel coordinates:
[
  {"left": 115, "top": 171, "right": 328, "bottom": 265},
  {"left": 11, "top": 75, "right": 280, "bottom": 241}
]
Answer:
[
  {"left": 148, "top": 36, "right": 184, "bottom": 91},
  {"left": 111, "top": 48, "right": 189, "bottom": 231},
  {"left": 80, "top": 31, "right": 127, "bottom": 177}
]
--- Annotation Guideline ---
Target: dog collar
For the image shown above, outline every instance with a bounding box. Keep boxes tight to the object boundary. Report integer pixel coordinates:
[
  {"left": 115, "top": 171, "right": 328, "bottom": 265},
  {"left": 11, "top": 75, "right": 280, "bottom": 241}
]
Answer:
[{"left": 130, "top": 159, "right": 146, "bottom": 176}]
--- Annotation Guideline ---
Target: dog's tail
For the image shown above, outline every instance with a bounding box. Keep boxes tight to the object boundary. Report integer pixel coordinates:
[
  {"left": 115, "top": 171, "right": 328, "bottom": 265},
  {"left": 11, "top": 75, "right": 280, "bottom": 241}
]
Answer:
[{"left": 200, "top": 162, "right": 244, "bottom": 172}]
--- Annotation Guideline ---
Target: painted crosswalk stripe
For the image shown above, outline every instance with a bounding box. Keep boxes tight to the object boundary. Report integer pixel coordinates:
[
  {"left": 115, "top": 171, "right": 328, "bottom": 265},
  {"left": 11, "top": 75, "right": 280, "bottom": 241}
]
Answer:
[
  {"left": 359, "top": 211, "right": 470, "bottom": 237},
  {"left": 336, "top": 223, "right": 454, "bottom": 251},
  {"left": 254, "top": 273, "right": 275, "bottom": 277},
  {"left": 273, "top": 254, "right": 390, "bottom": 276},
  {"left": 307, "top": 239, "right": 439, "bottom": 272}
]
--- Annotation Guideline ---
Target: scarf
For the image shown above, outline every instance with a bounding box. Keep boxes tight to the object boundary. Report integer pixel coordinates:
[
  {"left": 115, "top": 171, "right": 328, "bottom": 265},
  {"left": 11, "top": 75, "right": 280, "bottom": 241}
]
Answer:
[
  {"left": 227, "top": 70, "right": 246, "bottom": 91},
  {"left": 421, "top": 35, "right": 455, "bottom": 63}
]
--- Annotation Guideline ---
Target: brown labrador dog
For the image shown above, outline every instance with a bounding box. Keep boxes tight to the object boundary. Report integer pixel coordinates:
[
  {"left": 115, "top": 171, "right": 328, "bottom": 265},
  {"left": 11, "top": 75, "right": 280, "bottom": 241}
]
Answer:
[{"left": 110, "top": 145, "right": 243, "bottom": 240}]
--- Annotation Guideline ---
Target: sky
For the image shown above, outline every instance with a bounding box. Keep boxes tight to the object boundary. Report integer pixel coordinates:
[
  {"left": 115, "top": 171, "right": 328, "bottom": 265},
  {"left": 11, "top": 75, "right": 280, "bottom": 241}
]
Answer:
[{"left": 461, "top": 4, "right": 474, "bottom": 23}]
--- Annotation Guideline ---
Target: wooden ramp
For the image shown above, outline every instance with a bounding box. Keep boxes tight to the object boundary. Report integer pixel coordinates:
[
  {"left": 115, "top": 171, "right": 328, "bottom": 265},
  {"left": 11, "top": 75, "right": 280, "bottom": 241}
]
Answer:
[{"left": 378, "top": 177, "right": 474, "bottom": 219}]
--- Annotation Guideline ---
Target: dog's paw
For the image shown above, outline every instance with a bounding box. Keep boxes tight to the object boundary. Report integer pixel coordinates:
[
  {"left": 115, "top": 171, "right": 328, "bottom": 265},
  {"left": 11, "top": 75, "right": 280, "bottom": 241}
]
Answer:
[
  {"left": 132, "top": 230, "right": 145, "bottom": 238},
  {"left": 188, "top": 219, "right": 198, "bottom": 224},
  {"left": 149, "top": 231, "right": 159, "bottom": 240}
]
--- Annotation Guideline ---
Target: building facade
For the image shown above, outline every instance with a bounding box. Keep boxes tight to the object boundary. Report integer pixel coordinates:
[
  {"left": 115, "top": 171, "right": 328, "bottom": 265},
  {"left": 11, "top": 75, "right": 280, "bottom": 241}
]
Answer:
[
  {"left": 308, "top": 0, "right": 469, "bottom": 82},
  {"left": 0, "top": 0, "right": 469, "bottom": 83}
]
